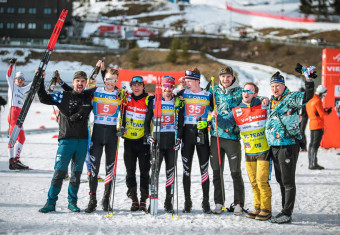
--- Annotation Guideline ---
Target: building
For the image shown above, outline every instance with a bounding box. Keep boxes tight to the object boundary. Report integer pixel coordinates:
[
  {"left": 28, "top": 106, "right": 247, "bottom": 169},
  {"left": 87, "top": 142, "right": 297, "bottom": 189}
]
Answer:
[{"left": 0, "top": 0, "right": 73, "bottom": 39}]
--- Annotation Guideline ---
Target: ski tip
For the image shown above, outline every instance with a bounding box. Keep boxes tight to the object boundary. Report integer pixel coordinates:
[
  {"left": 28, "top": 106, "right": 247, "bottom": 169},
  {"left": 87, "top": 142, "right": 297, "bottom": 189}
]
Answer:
[
  {"left": 177, "top": 215, "right": 181, "bottom": 219},
  {"left": 222, "top": 206, "right": 226, "bottom": 211}
]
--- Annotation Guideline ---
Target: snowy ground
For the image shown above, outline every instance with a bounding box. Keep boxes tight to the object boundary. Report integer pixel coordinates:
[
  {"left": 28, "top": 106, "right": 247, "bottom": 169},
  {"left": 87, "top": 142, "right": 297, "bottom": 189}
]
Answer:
[{"left": 1, "top": 83, "right": 340, "bottom": 234}]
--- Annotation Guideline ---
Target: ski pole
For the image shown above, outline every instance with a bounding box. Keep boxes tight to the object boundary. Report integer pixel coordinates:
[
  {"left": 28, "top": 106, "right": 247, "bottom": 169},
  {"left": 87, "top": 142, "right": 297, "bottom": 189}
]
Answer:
[
  {"left": 172, "top": 106, "right": 180, "bottom": 219},
  {"left": 211, "top": 76, "right": 226, "bottom": 211},
  {"left": 106, "top": 88, "right": 127, "bottom": 218}
]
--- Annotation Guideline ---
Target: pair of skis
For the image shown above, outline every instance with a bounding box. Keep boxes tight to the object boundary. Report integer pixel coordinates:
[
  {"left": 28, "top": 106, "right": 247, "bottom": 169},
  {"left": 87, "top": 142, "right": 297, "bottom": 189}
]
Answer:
[
  {"left": 150, "top": 77, "right": 162, "bottom": 216},
  {"left": 8, "top": 10, "right": 68, "bottom": 147}
]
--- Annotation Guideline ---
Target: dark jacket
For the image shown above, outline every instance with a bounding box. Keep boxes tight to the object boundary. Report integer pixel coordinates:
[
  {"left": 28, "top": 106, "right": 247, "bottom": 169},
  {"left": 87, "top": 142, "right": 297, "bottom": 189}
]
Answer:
[{"left": 38, "top": 80, "right": 92, "bottom": 140}]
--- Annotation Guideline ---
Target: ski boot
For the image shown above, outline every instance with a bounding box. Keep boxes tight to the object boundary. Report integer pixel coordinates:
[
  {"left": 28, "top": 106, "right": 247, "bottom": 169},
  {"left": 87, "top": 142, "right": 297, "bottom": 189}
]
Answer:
[
  {"left": 68, "top": 202, "right": 80, "bottom": 212},
  {"left": 245, "top": 208, "right": 260, "bottom": 219},
  {"left": 85, "top": 192, "right": 97, "bottom": 213},
  {"left": 131, "top": 198, "right": 139, "bottom": 212},
  {"left": 202, "top": 197, "right": 212, "bottom": 214},
  {"left": 139, "top": 198, "right": 147, "bottom": 212},
  {"left": 39, "top": 204, "right": 56, "bottom": 213},
  {"left": 9, "top": 158, "right": 29, "bottom": 170},
  {"left": 164, "top": 195, "right": 174, "bottom": 213},
  {"left": 233, "top": 201, "right": 243, "bottom": 216},
  {"left": 102, "top": 191, "right": 112, "bottom": 211},
  {"left": 182, "top": 198, "right": 192, "bottom": 213}
]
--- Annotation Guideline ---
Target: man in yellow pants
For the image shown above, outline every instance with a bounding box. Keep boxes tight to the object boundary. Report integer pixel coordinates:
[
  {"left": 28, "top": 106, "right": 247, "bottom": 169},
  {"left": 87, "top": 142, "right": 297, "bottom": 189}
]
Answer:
[{"left": 211, "top": 82, "right": 271, "bottom": 220}]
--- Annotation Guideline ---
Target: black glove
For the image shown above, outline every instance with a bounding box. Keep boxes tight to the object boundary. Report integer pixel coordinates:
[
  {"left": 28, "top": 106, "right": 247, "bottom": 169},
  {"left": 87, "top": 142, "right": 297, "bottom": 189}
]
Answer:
[
  {"left": 324, "top": 107, "right": 332, "bottom": 114},
  {"left": 173, "top": 138, "right": 181, "bottom": 151},
  {"left": 295, "top": 63, "right": 303, "bottom": 74},
  {"left": 9, "top": 58, "right": 17, "bottom": 65},
  {"left": 0, "top": 96, "right": 7, "bottom": 111},
  {"left": 116, "top": 126, "right": 126, "bottom": 137},
  {"left": 309, "top": 71, "right": 317, "bottom": 79}
]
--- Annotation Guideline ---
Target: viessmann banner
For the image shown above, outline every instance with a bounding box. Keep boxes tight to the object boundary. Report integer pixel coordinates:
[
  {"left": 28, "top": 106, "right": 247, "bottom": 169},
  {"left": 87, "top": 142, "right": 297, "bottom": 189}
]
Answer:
[
  {"left": 115, "top": 69, "right": 184, "bottom": 87},
  {"left": 321, "top": 48, "right": 340, "bottom": 148}
]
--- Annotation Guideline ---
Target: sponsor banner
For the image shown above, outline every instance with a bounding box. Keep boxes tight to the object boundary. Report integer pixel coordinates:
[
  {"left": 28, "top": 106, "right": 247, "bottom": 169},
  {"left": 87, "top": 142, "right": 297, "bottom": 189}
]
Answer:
[
  {"left": 321, "top": 48, "right": 340, "bottom": 148},
  {"left": 116, "top": 69, "right": 184, "bottom": 87}
]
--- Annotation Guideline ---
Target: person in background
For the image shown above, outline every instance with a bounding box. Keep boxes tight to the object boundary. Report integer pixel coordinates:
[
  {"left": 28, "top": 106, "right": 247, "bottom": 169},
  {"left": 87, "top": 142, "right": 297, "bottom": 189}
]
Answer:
[
  {"left": 306, "top": 85, "right": 332, "bottom": 170},
  {"left": 6, "top": 58, "right": 32, "bottom": 170}
]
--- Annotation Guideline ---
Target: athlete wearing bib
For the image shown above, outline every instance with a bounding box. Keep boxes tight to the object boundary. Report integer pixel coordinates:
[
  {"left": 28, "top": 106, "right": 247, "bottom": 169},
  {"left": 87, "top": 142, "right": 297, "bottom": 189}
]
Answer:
[
  {"left": 212, "top": 82, "right": 272, "bottom": 220},
  {"left": 178, "top": 69, "right": 213, "bottom": 214},
  {"left": 6, "top": 59, "right": 32, "bottom": 170},
  {"left": 144, "top": 76, "right": 184, "bottom": 213},
  {"left": 120, "top": 76, "right": 151, "bottom": 212}
]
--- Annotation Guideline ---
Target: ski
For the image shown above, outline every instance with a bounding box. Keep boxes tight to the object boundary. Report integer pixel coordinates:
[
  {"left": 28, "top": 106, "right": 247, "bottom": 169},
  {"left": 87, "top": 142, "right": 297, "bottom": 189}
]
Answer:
[
  {"left": 150, "top": 77, "right": 162, "bottom": 216},
  {"left": 8, "top": 10, "right": 68, "bottom": 148}
]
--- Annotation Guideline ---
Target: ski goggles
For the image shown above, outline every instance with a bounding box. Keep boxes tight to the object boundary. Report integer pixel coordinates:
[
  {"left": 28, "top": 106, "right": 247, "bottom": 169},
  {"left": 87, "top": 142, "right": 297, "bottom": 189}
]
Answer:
[
  {"left": 15, "top": 76, "right": 25, "bottom": 81},
  {"left": 131, "top": 76, "right": 144, "bottom": 83},
  {"left": 162, "top": 83, "right": 174, "bottom": 89},
  {"left": 242, "top": 89, "right": 255, "bottom": 94},
  {"left": 105, "top": 77, "right": 118, "bottom": 83}
]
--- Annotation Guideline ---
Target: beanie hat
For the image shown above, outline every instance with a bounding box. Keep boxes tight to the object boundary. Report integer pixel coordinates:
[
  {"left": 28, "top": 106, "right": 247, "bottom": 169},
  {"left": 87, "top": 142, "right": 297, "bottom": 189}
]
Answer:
[
  {"left": 161, "top": 76, "right": 175, "bottom": 85},
  {"left": 184, "top": 70, "right": 200, "bottom": 80},
  {"left": 315, "top": 85, "right": 327, "bottom": 95},
  {"left": 270, "top": 71, "right": 285, "bottom": 85},
  {"left": 15, "top": 72, "right": 25, "bottom": 79},
  {"left": 73, "top": 71, "right": 87, "bottom": 80},
  {"left": 219, "top": 66, "right": 234, "bottom": 76}
]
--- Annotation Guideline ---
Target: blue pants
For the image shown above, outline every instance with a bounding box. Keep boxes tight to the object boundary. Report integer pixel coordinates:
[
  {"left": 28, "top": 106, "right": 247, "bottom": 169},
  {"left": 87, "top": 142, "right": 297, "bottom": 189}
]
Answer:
[{"left": 46, "top": 139, "right": 88, "bottom": 205}]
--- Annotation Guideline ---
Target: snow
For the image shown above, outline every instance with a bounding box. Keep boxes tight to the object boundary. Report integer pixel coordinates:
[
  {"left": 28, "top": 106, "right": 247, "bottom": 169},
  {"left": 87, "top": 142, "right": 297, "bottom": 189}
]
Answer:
[{"left": 1, "top": 61, "right": 340, "bottom": 234}]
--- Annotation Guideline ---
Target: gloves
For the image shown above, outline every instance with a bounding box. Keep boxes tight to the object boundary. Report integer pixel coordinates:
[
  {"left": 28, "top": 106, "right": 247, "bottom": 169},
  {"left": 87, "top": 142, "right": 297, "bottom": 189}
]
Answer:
[
  {"left": 197, "top": 120, "right": 207, "bottom": 130},
  {"left": 9, "top": 58, "right": 17, "bottom": 65},
  {"left": 295, "top": 63, "right": 317, "bottom": 79},
  {"left": 295, "top": 63, "right": 303, "bottom": 74},
  {"left": 146, "top": 135, "right": 155, "bottom": 145},
  {"left": 175, "top": 98, "right": 185, "bottom": 108},
  {"left": 116, "top": 127, "right": 126, "bottom": 137},
  {"left": 173, "top": 138, "right": 181, "bottom": 151},
  {"left": 324, "top": 107, "right": 332, "bottom": 114}
]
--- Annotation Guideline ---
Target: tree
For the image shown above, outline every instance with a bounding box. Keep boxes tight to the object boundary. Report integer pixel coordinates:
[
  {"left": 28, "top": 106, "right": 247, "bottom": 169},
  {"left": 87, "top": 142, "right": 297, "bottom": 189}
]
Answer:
[
  {"left": 299, "top": 0, "right": 313, "bottom": 14},
  {"left": 180, "top": 37, "right": 191, "bottom": 60},
  {"left": 129, "top": 47, "right": 139, "bottom": 68},
  {"left": 166, "top": 38, "right": 180, "bottom": 64},
  {"left": 331, "top": 0, "right": 340, "bottom": 14}
]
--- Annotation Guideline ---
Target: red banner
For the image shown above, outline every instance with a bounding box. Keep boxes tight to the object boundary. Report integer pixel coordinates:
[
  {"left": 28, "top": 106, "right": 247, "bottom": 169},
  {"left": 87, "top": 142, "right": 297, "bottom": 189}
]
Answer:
[
  {"left": 321, "top": 48, "right": 340, "bottom": 149},
  {"left": 226, "top": 2, "right": 315, "bottom": 23},
  {"left": 116, "top": 69, "right": 184, "bottom": 88}
]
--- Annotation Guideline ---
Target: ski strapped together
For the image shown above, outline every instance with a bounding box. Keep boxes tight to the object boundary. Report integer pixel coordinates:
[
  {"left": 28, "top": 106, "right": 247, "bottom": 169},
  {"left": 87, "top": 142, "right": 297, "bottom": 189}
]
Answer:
[
  {"left": 150, "top": 77, "right": 162, "bottom": 216},
  {"left": 171, "top": 103, "right": 180, "bottom": 219},
  {"left": 8, "top": 10, "right": 68, "bottom": 148},
  {"left": 106, "top": 87, "right": 128, "bottom": 218},
  {"left": 211, "top": 77, "right": 226, "bottom": 211}
]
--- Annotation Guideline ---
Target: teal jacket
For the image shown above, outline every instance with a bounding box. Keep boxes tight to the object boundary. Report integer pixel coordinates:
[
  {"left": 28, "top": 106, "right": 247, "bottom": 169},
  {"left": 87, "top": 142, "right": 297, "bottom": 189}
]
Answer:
[
  {"left": 210, "top": 82, "right": 243, "bottom": 140},
  {"left": 265, "top": 81, "right": 314, "bottom": 146}
]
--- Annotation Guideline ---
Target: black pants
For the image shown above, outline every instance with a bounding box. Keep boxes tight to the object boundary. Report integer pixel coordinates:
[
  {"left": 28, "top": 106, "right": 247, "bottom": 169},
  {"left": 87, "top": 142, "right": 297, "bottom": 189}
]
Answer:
[
  {"left": 181, "top": 125, "right": 210, "bottom": 200},
  {"left": 89, "top": 124, "right": 117, "bottom": 194},
  {"left": 158, "top": 147, "right": 175, "bottom": 197},
  {"left": 308, "top": 129, "right": 324, "bottom": 167},
  {"left": 270, "top": 144, "right": 299, "bottom": 216},
  {"left": 299, "top": 114, "right": 308, "bottom": 150},
  {"left": 210, "top": 136, "right": 244, "bottom": 206},
  {"left": 124, "top": 138, "right": 151, "bottom": 201}
]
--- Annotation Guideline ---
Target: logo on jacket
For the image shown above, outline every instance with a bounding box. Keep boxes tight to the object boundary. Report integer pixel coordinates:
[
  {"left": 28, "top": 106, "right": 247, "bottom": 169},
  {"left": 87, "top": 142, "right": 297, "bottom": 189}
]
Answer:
[{"left": 236, "top": 108, "right": 242, "bottom": 117}]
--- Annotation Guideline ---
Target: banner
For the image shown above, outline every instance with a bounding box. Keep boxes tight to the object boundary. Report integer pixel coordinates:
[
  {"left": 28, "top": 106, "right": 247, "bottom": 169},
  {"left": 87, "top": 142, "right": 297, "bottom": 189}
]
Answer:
[
  {"left": 116, "top": 69, "right": 184, "bottom": 88},
  {"left": 321, "top": 48, "right": 340, "bottom": 149}
]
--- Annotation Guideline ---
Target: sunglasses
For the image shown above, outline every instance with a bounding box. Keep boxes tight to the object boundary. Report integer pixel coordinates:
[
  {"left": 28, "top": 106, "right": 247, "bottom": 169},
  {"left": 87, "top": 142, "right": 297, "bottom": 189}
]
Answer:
[
  {"left": 131, "top": 76, "right": 144, "bottom": 83},
  {"left": 105, "top": 78, "right": 118, "bottom": 83},
  {"left": 242, "top": 89, "right": 255, "bottom": 94},
  {"left": 16, "top": 77, "right": 25, "bottom": 81},
  {"left": 162, "top": 84, "right": 174, "bottom": 89}
]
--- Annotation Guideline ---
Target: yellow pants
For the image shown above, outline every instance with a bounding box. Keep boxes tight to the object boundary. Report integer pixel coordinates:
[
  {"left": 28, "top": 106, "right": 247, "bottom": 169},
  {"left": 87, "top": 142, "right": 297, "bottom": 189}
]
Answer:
[{"left": 245, "top": 154, "right": 272, "bottom": 212}]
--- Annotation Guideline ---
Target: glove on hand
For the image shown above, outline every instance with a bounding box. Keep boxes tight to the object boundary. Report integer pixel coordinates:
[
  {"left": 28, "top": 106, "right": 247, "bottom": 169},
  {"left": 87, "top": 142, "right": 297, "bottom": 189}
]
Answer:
[
  {"left": 146, "top": 135, "right": 155, "bottom": 146},
  {"left": 197, "top": 120, "right": 207, "bottom": 130},
  {"left": 173, "top": 138, "right": 181, "bottom": 151}
]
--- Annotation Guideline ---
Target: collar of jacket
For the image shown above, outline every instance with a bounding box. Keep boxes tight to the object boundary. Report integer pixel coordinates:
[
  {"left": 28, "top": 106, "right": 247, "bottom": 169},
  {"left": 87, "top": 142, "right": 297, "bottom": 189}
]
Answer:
[
  {"left": 218, "top": 78, "right": 240, "bottom": 94},
  {"left": 238, "top": 97, "right": 261, "bottom": 108}
]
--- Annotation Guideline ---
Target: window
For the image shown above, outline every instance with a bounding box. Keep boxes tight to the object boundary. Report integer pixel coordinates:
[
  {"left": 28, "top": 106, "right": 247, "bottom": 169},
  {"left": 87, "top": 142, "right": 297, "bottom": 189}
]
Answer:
[
  {"left": 0, "top": 23, "right": 3, "bottom": 29},
  {"left": 43, "top": 8, "right": 52, "bottom": 14},
  {"left": 0, "top": 7, "right": 4, "bottom": 13},
  {"left": 28, "top": 8, "right": 36, "bottom": 14},
  {"left": 7, "top": 7, "right": 15, "bottom": 13},
  {"left": 28, "top": 23, "right": 36, "bottom": 29},
  {"left": 7, "top": 23, "right": 14, "bottom": 29},
  {"left": 17, "top": 23, "right": 25, "bottom": 29},
  {"left": 43, "top": 24, "right": 51, "bottom": 30},
  {"left": 18, "top": 8, "right": 25, "bottom": 14}
]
